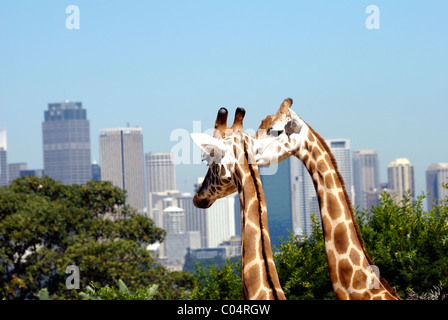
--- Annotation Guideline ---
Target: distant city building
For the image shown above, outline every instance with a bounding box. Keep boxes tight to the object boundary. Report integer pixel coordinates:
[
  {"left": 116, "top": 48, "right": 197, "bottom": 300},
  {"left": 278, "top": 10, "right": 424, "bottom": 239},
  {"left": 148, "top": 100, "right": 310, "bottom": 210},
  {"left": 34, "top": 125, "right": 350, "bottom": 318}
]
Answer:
[
  {"left": 292, "top": 158, "right": 317, "bottom": 238},
  {"left": 0, "top": 129, "right": 8, "bottom": 186},
  {"left": 205, "top": 195, "right": 236, "bottom": 248},
  {"left": 42, "top": 101, "right": 92, "bottom": 185},
  {"left": 91, "top": 162, "right": 101, "bottom": 181},
  {"left": 426, "top": 163, "right": 448, "bottom": 210},
  {"left": 145, "top": 152, "right": 176, "bottom": 193},
  {"left": 165, "top": 231, "right": 201, "bottom": 266},
  {"left": 387, "top": 158, "right": 415, "bottom": 202},
  {"left": 8, "top": 163, "right": 27, "bottom": 184},
  {"left": 163, "top": 206, "right": 185, "bottom": 234},
  {"left": 99, "top": 127, "right": 145, "bottom": 214},
  {"left": 326, "top": 139, "right": 353, "bottom": 202},
  {"left": 178, "top": 193, "right": 208, "bottom": 248},
  {"left": 20, "top": 169, "right": 44, "bottom": 178},
  {"left": 353, "top": 150, "right": 380, "bottom": 210},
  {"left": 260, "top": 158, "right": 294, "bottom": 247}
]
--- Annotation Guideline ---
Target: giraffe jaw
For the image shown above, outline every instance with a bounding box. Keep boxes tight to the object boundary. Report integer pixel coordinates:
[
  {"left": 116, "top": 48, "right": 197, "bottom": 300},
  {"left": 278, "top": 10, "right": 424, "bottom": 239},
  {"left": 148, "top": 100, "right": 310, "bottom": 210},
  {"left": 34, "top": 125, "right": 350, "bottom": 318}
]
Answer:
[{"left": 193, "top": 195, "right": 213, "bottom": 209}]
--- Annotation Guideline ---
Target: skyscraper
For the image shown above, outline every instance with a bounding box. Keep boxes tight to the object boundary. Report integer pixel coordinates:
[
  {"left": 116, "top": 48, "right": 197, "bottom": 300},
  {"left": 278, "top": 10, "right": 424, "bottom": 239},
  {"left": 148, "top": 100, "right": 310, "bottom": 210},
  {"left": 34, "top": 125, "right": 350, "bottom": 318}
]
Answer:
[
  {"left": 387, "top": 158, "right": 415, "bottom": 202},
  {"left": 8, "top": 163, "right": 27, "bottom": 184},
  {"left": 99, "top": 127, "right": 145, "bottom": 214},
  {"left": 326, "top": 139, "right": 353, "bottom": 202},
  {"left": 426, "top": 163, "right": 448, "bottom": 210},
  {"left": 290, "top": 157, "right": 315, "bottom": 238},
  {"left": 0, "top": 129, "right": 7, "bottom": 186},
  {"left": 352, "top": 150, "right": 380, "bottom": 210},
  {"left": 42, "top": 101, "right": 92, "bottom": 185},
  {"left": 260, "top": 158, "right": 294, "bottom": 247},
  {"left": 145, "top": 152, "right": 176, "bottom": 193}
]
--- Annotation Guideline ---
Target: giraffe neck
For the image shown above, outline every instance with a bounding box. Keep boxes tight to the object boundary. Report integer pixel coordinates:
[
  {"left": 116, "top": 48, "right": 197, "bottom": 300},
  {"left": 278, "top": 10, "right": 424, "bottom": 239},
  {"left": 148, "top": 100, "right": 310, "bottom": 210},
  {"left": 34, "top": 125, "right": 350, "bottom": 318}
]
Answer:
[
  {"left": 296, "top": 125, "right": 399, "bottom": 300},
  {"left": 236, "top": 137, "right": 286, "bottom": 300}
]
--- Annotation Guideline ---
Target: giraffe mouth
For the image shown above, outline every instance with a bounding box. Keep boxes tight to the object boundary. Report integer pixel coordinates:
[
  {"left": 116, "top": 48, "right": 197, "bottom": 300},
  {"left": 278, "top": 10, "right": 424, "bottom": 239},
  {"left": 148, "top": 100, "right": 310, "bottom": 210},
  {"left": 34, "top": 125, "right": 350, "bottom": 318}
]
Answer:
[{"left": 193, "top": 195, "right": 212, "bottom": 209}]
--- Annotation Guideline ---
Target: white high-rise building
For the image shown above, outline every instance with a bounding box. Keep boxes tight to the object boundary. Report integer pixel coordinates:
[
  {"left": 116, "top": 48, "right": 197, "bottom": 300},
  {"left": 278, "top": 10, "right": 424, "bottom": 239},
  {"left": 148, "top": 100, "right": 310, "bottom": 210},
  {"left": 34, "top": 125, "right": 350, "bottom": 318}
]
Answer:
[
  {"left": 0, "top": 129, "right": 7, "bottom": 186},
  {"left": 326, "top": 139, "right": 352, "bottom": 202},
  {"left": 145, "top": 152, "right": 176, "bottom": 193},
  {"left": 205, "top": 195, "right": 236, "bottom": 248},
  {"left": 352, "top": 150, "right": 380, "bottom": 209},
  {"left": 426, "top": 163, "right": 448, "bottom": 210},
  {"left": 387, "top": 158, "right": 415, "bottom": 202},
  {"left": 99, "top": 127, "right": 145, "bottom": 214}
]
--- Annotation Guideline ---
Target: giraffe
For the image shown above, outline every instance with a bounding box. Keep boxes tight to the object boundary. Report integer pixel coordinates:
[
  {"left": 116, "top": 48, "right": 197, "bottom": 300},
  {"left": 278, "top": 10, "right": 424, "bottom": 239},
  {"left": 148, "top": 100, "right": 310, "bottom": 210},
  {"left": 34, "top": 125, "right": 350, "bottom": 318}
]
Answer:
[
  {"left": 253, "top": 98, "right": 400, "bottom": 300},
  {"left": 190, "top": 107, "right": 286, "bottom": 300}
]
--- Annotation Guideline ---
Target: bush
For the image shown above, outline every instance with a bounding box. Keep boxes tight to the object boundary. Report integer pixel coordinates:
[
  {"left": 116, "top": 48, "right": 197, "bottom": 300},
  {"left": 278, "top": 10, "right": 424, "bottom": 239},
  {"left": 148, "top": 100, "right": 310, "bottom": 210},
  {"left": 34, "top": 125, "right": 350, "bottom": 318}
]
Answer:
[{"left": 188, "top": 257, "right": 242, "bottom": 300}]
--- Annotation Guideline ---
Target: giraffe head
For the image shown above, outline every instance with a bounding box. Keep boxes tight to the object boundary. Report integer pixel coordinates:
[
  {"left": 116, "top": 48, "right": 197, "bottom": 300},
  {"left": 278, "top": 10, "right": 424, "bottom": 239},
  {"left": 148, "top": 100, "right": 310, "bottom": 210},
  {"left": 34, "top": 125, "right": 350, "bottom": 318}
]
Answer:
[
  {"left": 253, "top": 98, "right": 308, "bottom": 166},
  {"left": 191, "top": 107, "right": 247, "bottom": 208},
  {"left": 255, "top": 98, "right": 304, "bottom": 139}
]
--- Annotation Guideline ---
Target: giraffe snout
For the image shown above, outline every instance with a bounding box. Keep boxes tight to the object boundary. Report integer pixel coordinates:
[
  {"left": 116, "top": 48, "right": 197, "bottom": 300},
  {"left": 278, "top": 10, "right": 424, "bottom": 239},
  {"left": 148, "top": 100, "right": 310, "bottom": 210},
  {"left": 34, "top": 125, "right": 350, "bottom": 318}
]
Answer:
[{"left": 193, "top": 195, "right": 212, "bottom": 209}]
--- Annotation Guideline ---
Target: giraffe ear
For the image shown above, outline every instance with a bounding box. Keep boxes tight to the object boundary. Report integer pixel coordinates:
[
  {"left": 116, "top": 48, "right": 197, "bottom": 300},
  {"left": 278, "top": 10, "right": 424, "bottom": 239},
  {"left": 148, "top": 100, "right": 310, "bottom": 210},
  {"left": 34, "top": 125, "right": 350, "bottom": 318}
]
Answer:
[{"left": 190, "top": 133, "right": 227, "bottom": 163}]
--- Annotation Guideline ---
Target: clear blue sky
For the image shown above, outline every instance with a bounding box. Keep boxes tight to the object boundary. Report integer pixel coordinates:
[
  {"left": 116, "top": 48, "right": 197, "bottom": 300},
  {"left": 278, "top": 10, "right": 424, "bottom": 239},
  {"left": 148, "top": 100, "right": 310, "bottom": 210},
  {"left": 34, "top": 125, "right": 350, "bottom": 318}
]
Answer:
[{"left": 1, "top": 1, "right": 447, "bottom": 196}]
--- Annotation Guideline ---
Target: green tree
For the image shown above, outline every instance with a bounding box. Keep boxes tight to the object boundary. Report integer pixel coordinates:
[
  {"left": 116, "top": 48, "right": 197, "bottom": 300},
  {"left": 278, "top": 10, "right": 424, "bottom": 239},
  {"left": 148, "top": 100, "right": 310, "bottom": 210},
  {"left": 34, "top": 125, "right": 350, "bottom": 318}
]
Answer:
[
  {"left": 78, "top": 279, "right": 158, "bottom": 300},
  {"left": 275, "top": 215, "right": 335, "bottom": 300},
  {"left": 188, "top": 257, "right": 242, "bottom": 300},
  {"left": 358, "top": 191, "right": 448, "bottom": 298},
  {"left": 0, "top": 176, "right": 193, "bottom": 299}
]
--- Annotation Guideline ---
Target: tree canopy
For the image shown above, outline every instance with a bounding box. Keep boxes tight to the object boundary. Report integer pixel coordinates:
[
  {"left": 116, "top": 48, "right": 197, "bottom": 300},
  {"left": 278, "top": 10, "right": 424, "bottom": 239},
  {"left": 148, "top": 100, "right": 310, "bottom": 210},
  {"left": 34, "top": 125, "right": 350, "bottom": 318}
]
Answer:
[{"left": 0, "top": 176, "right": 193, "bottom": 299}]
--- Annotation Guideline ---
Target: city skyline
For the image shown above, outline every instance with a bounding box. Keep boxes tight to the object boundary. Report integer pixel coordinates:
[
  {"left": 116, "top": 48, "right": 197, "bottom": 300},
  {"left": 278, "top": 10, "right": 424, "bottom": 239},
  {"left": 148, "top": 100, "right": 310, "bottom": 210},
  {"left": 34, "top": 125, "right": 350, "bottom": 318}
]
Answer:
[
  {"left": 2, "top": 100, "right": 446, "bottom": 207},
  {"left": 1, "top": 1, "right": 447, "bottom": 200}
]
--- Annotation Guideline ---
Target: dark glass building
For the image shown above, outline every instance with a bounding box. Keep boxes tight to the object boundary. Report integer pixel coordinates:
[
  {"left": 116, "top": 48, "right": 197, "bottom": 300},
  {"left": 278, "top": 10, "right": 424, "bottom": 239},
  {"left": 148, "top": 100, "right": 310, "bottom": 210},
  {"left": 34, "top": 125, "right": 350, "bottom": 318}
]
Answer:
[
  {"left": 260, "top": 158, "right": 293, "bottom": 248},
  {"left": 42, "top": 101, "right": 92, "bottom": 185}
]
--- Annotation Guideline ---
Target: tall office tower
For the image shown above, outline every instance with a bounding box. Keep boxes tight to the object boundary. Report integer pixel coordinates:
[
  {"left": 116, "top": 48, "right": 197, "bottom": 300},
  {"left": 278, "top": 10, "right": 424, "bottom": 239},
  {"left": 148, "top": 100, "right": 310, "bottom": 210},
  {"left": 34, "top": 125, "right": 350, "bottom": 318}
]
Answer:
[
  {"left": 163, "top": 206, "right": 185, "bottom": 234},
  {"left": 352, "top": 150, "right": 380, "bottom": 210},
  {"left": 42, "top": 101, "right": 92, "bottom": 185},
  {"left": 91, "top": 162, "right": 101, "bottom": 181},
  {"left": 260, "top": 158, "right": 294, "bottom": 247},
  {"left": 8, "top": 163, "right": 27, "bottom": 184},
  {"left": 206, "top": 195, "right": 235, "bottom": 248},
  {"left": 178, "top": 193, "right": 208, "bottom": 248},
  {"left": 387, "top": 158, "right": 415, "bottom": 202},
  {"left": 178, "top": 191, "right": 239, "bottom": 249},
  {"left": 326, "top": 139, "right": 353, "bottom": 202},
  {"left": 426, "top": 163, "right": 448, "bottom": 210},
  {"left": 0, "top": 129, "right": 7, "bottom": 186},
  {"left": 145, "top": 152, "right": 176, "bottom": 193},
  {"left": 292, "top": 158, "right": 319, "bottom": 238},
  {"left": 99, "top": 127, "right": 145, "bottom": 214}
]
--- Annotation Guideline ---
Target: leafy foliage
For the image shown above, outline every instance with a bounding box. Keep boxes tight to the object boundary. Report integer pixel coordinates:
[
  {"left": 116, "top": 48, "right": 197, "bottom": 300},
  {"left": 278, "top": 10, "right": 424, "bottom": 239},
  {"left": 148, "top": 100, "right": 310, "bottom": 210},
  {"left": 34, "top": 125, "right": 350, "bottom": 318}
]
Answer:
[
  {"left": 358, "top": 191, "right": 448, "bottom": 298},
  {"left": 0, "top": 176, "right": 193, "bottom": 300},
  {"left": 275, "top": 215, "right": 335, "bottom": 299},
  {"left": 274, "top": 190, "right": 448, "bottom": 300},
  {"left": 188, "top": 257, "right": 242, "bottom": 300},
  {"left": 78, "top": 279, "right": 158, "bottom": 300}
]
